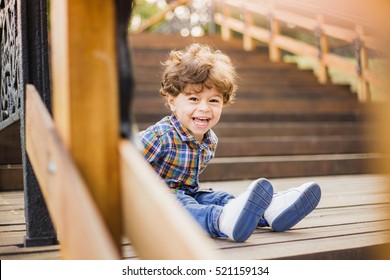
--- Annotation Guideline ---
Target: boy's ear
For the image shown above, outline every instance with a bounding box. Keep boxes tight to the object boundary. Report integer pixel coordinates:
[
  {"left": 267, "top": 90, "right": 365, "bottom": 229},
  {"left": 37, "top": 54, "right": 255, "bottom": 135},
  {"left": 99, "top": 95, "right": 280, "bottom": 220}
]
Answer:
[{"left": 166, "top": 95, "right": 176, "bottom": 111}]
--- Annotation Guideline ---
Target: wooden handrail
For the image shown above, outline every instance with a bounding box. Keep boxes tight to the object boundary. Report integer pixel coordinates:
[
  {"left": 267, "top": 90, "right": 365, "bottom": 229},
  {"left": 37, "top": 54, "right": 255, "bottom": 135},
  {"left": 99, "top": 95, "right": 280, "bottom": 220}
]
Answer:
[
  {"left": 120, "top": 140, "right": 219, "bottom": 259},
  {"left": 213, "top": 0, "right": 385, "bottom": 102},
  {"left": 26, "top": 84, "right": 219, "bottom": 259},
  {"left": 50, "top": 0, "right": 122, "bottom": 249},
  {"left": 26, "top": 85, "right": 120, "bottom": 259},
  {"left": 23, "top": 0, "right": 220, "bottom": 260},
  {"left": 272, "top": 0, "right": 378, "bottom": 28}
]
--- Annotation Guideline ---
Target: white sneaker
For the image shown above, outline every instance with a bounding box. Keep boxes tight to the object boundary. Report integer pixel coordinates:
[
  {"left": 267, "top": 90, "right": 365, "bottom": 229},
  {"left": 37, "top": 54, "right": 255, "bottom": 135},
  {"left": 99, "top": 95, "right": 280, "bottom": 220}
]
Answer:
[
  {"left": 264, "top": 182, "right": 321, "bottom": 232},
  {"left": 219, "top": 178, "right": 273, "bottom": 242}
]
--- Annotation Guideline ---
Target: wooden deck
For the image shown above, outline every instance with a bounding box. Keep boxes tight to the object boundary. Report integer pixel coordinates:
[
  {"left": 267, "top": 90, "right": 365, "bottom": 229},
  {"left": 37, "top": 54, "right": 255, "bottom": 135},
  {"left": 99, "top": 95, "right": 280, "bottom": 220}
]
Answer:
[{"left": 1, "top": 174, "right": 390, "bottom": 260}]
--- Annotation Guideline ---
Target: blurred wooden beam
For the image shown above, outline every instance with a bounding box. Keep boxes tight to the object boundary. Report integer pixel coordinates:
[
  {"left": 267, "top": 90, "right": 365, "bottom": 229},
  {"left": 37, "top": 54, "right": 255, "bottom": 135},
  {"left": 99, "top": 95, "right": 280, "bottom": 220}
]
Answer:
[
  {"left": 120, "top": 140, "right": 219, "bottom": 259},
  {"left": 49, "top": 0, "right": 122, "bottom": 249},
  {"left": 26, "top": 85, "right": 120, "bottom": 259}
]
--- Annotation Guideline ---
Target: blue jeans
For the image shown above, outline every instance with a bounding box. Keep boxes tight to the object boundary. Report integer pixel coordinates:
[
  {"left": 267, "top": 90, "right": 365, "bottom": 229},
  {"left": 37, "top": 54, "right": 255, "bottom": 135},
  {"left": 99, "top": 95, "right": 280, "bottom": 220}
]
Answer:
[{"left": 175, "top": 190, "right": 235, "bottom": 238}]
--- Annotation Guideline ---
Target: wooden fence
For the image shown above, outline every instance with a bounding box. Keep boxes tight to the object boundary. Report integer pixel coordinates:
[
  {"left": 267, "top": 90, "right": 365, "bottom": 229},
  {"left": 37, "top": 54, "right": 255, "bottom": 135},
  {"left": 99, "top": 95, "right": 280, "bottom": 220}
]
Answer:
[{"left": 213, "top": 0, "right": 386, "bottom": 102}]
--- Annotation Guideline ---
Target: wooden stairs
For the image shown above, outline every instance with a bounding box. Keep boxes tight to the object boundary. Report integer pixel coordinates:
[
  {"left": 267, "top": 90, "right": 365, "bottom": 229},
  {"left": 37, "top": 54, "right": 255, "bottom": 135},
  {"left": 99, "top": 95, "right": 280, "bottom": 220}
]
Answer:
[{"left": 131, "top": 32, "right": 377, "bottom": 182}]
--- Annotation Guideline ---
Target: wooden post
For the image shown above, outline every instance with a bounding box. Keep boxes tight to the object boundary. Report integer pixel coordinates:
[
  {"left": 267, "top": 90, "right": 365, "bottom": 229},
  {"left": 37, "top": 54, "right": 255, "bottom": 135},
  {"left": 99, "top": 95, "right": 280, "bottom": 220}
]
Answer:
[
  {"left": 50, "top": 0, "right": 122, "bottom": 250},
  {"left": 367, "top": 0, "right": 390, "bottom": 260},
  {"left": 221, "top": 2, "right": 232, "bottom": 41},
  {"left": 269, "top": 16, "right": 281, "bottom": 62},
  {"left": 317, "top": 33, "right": 329, "bottom": 84},
  {"left": 356, "top": 25, "right": 371, "bottom": 101},
  {"left": 26, "top": 85, "right": 120, "bottom": 259},
  {"left": 316, "top": 15, "right": 329, "bottom": 84},
  {"left": 357, "top": 48, "right": 371, "bottom": 102},
  {"left": 120, "top": 140, "right": 219, "bottom": 259},
  {"left": 243, "top": 8, "right": 255, "bottom": 51}
]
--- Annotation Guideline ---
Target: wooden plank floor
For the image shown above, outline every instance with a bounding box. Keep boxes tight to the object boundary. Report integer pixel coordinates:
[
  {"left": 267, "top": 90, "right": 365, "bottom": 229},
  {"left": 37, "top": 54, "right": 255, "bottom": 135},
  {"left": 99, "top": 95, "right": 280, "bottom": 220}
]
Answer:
[{"left": 1, "top": 174, "right": 390, "bottom": 260}]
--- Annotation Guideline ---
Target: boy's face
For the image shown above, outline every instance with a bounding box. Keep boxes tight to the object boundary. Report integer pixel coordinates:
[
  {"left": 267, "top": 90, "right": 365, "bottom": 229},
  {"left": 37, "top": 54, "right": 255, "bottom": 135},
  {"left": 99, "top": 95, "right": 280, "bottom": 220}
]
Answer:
[{"left": 167, "top": 86, "right": 224, "bottom": 142}]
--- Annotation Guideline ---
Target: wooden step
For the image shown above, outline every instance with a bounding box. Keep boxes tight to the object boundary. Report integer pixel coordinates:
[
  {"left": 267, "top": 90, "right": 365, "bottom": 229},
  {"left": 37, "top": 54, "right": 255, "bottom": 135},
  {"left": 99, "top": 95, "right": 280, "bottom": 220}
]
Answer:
[
  {"left": 132, "top": 48, "right": 272, "bottom": 60},
  {"left": 132, "top": 68, "right": 321, "bottom": 80},
  {"left": 0, "top": 121, "right": 22, "bottom": 165},
  {"left": 130, "top": 33, "right": 245, "bottom": 49},
  {"left": 133, "top": 71, "right": 327, "bottom": 85},
  {"left": 133, "top": 75, "right": 357, "bottom": 97},
  {"left": 219, "top": 111, "right": 366, "bottom": 122},
  {"left": 133, "top": 97, "right": 364, "bottom": 112},
  {"left": 1, "top": 174, "right": 389, "bottom": 260},
  {"left": 137, "top": 121, "right": 368, "bottom": 137},
  {"left": 134, "top": 88, "right": 357, "bottom": 102},
  {"left": 199, "top": 154, "right": 377, "bottom": 181},
  {"left": 133, "top": 85, "right": 356, "bottom": 99},
  {"left": 213, "top": 122, "right": 367, "bottom": 137},
  {"left": 0, "top": 120, "right": 23, "bottom": 191},
  {"left": 215, "top": 135, "right": 373, "bottom": 157},
  {"left": 231, "top": 87, "right": 356, "bottom": 99},
  {"left": 134, "top": 110, "right": 366, "bottom": 124},
  {"left": 0, "top": 164, "right": 23, "bottom": 191},
  {"left": 133, "top": 60, "right": 301, "bottom": 71}
]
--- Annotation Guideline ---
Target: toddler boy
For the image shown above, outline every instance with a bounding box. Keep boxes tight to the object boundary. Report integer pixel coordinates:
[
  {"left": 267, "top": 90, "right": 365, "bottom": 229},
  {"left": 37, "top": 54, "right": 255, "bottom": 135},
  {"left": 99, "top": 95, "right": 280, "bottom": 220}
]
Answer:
[{"left": 138, "top": 44, "right": 321, "bottom": 242}]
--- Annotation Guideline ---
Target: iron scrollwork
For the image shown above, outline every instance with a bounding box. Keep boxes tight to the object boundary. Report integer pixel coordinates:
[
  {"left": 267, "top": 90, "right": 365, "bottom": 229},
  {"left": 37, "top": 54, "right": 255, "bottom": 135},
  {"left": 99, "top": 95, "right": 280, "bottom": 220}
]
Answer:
[{"left": 0, "top": 0, "right": 22, "bottom": 130}]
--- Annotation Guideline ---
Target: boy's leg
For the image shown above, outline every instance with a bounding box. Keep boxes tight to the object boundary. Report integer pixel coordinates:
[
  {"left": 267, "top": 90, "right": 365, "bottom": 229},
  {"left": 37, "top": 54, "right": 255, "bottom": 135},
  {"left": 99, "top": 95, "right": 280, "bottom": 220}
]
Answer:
[
  {"left": 263, "top": 182, "right": 321, "bottom": 232},
  {"left": 194, "top": 190, "right": 235, "bottom": 207},
  {"left": 176, "top": 192, "right": 226, "bottom": 238}
]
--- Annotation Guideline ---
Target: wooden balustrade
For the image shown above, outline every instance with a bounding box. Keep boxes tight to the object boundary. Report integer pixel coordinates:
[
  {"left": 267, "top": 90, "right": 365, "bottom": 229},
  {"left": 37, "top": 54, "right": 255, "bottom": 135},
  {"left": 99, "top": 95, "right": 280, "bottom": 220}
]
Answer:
[
  {"left": 213, "top": 0, "right": 384, "bottom": 102},
  {"left": 26, "top": 85, "right": 120, "bottom": 259},
  {"left": 26, "top": 84, "right": 218, "bottom": 259},
  {"left": 23, "top": 0, "right": 217, "bottom": 259}
]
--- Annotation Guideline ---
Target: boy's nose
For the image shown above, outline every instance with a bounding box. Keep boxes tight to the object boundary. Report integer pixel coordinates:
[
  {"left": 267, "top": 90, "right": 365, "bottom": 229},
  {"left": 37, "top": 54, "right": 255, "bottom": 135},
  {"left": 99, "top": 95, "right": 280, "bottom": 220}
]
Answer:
[{"left": 198, "top": 100, "right": 210, "bottom": 111}]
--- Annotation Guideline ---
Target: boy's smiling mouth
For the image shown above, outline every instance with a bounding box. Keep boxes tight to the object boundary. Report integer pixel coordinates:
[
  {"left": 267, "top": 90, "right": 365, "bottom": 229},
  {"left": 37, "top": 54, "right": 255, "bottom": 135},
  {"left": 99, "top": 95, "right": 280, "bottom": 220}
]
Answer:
[{"left": 192, "top": 117, "right": 210, "bottom": 128}]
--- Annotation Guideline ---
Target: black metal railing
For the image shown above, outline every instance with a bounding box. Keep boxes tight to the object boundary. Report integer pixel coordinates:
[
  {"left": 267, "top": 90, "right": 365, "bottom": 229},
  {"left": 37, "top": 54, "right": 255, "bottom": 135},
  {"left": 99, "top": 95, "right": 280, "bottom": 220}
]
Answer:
[
  {"left": 0, "top": 0, "right": 56, "bottom": 247},
  {"left": 0, "top": 0, "right": 22, "bottom": 131}
]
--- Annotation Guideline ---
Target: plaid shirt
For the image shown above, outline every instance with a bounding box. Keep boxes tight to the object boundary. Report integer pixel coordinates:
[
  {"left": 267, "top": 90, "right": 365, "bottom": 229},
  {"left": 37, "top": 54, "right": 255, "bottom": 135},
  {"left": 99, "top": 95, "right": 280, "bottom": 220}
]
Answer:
[{"left": 138, "top": 114, "right": 218, "bottom": 193}]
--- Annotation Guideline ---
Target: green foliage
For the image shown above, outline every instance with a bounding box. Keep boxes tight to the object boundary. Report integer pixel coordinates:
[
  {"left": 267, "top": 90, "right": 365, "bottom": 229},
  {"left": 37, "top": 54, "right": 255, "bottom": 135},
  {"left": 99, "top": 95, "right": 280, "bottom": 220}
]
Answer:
[
  {"left": 131, "top": 0, "right": 165, "bottom": 31},
  {"left": 133, "top": 0, "right": 162, "bottom": 19}
]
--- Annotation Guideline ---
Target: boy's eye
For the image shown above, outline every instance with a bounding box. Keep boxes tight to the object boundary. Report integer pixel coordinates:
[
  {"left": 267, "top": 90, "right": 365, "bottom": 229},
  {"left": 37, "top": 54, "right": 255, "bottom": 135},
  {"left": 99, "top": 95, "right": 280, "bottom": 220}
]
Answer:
[
  {"left": 189, "top": 97, "right": 198, "bottom": 101},
  {"left": 210, "top": 99, "right": 221, "bottom": 103}
]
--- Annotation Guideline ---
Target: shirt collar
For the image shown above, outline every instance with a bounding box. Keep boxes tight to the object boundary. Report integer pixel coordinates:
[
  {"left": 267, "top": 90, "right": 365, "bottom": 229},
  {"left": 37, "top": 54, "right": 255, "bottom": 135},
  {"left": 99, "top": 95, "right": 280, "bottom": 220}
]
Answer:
[{"left": 169, "top": 114, "right": 214, "bottom": 146}]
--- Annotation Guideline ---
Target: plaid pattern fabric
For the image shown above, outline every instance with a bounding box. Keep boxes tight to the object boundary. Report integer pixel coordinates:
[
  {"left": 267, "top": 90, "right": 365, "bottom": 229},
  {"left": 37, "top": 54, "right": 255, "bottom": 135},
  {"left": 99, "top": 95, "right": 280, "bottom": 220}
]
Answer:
[{"left": 138, "top": 114, "right": 218, "bottom": 193}]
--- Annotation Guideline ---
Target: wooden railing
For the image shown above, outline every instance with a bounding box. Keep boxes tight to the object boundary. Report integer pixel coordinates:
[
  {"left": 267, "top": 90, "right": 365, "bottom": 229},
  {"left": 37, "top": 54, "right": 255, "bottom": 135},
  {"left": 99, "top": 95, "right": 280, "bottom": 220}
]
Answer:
[
  {"left": 213, "top": 0, "right": 385, "bottom": 102},
  {"left": 24, "top": 0, "right": 218, "bottom": 259},
  {"left": 129, "top": 0, "right": 385, "bottom": 102},
  {"left": 26, "top": 85, "right": 218, "bottom": 259}
]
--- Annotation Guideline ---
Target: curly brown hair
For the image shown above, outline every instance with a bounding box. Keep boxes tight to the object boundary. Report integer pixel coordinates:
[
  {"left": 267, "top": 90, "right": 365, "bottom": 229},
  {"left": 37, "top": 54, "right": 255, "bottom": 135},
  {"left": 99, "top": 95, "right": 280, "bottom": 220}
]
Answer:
[{"left": 159, "top": 44, "right": 237, "bottom": 106}]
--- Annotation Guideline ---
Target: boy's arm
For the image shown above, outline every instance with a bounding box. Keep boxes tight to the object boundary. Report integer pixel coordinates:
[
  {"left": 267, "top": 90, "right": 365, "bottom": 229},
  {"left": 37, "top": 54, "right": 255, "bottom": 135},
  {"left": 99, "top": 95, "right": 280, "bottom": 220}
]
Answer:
[{"left": 137, "top": 130, "right": 164, "bottom": 164}]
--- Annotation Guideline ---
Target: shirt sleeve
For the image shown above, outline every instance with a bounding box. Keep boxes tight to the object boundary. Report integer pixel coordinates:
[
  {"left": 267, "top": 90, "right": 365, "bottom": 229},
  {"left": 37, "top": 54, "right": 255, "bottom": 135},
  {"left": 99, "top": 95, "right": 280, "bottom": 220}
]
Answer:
[{"left": 138, "top": 129, "right": 165, "bottom": 164}]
